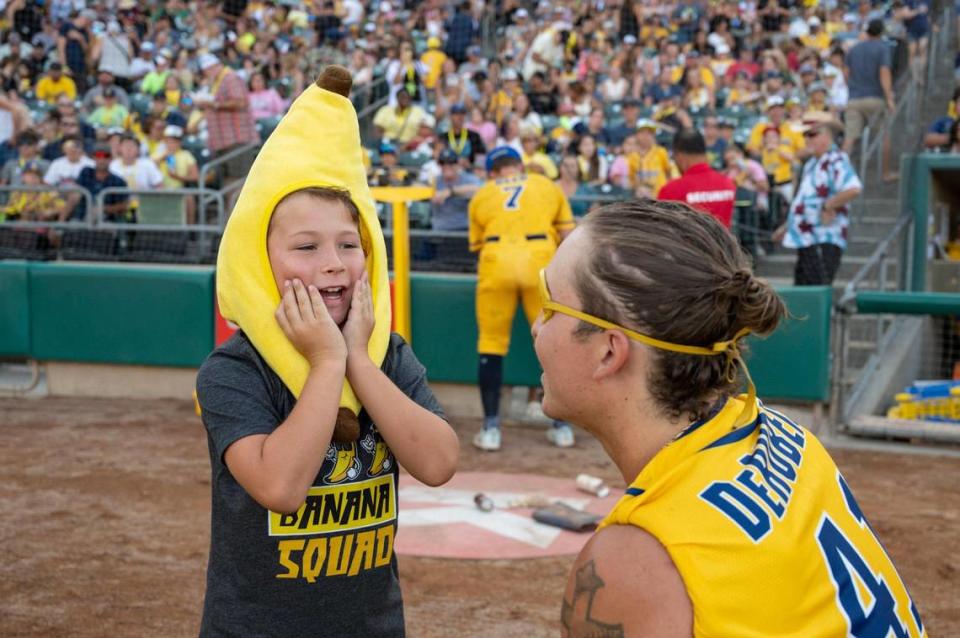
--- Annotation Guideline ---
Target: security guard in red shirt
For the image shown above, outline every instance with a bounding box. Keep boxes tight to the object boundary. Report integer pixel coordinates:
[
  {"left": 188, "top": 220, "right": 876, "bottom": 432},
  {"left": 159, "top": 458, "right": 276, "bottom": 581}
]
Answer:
[{"left": 658, "top": 128, "right": 737, "bottom": 228}]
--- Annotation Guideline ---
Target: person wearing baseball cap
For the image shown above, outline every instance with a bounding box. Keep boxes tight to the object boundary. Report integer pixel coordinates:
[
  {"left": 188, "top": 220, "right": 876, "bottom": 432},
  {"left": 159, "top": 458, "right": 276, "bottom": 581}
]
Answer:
[
  {"left": 197, "top": 50, "right": 258, "bottom": 161},
  {"left": 72, "top": 142, "right": 131, "bottom": 222},
  {"left": 518, "top": 125, "right": 558, "bottom": 179},
  {"left": 129, "top": 42, "right": 156, "bottom": 82},
  {"left": 87, "top": 87, "right": 129, "bottom": 129},
  {"left": 421, "top": 35, "right": 447, "bottom": 91},
  {"left": 774, "top": 110, "right": 860, "bottom": 285},
  {"left": 372, "top": 87, "right": 431, "bottom": 145},
  {"left": 1, "top": 160, "right": 65, "bottom": 222},
  {"left": 746, "top": 94, "right": 805, "bottom": 157},
  {"left": 140, "top": 52, "right": 171, "bottom": 96},
  {"left": 430, "top": 147, "right": 482, "bottom": 231},
  {"left": 628, "top": 119, "right": 676, "bottom": 198},
  {"left": 469, "top": 145, "right": 576, "bottom": 451},
  {"left": 606, "top": 98, "right": 643, "bottom": 148},
  {"left": 35, "top": 61, "right": 77, "bottom": 104},
  {"left": 442, "top": 102, "right": 486, "bottom": 167}
]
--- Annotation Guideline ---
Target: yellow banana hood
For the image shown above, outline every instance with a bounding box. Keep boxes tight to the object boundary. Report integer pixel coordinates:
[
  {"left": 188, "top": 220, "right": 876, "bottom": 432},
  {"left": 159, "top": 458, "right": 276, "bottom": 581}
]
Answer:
[{"left": 216, "top": 67, "right": 391, "bottom": 432}]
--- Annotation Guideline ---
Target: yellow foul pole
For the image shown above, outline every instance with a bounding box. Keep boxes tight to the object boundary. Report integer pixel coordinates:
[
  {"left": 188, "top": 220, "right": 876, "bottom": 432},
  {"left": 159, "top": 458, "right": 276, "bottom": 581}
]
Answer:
[{"left": 370, "top": 185, "right": 435, "bottom": 344}]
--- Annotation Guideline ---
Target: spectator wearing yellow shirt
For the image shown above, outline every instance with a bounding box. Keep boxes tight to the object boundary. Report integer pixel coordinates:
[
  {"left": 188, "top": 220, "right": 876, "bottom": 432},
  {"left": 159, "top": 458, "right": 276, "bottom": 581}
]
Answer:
[
  {"left": 519, "top": 126, "right": 558, "bottom": 179},
  {"left": 747, "top": 96, "right": 806, "bottom": 157},
  {"left": 785, "top": 97, "right": 808, "bottom": 139},
  {"left": 801, "top": 17, "right": 831, "bottom": 51},
  {"left": 629, "top": 119, "right": 677, "bottom": 198},
  {"left": 487, "top": 68, "right": 522, "bottom": 127},
  {"left": 2, "top": 163, "right": 65, "bottom": 221},
  {"left": 805, "top": 82, "right": 831, "bottom": 114},
  {"left": 372, "top": 88, "right": 431, "bottom": 145},
  {"left": 761, "top": 127, "right": 795, "bottom": 190},
  {"left": 671, "top": 52, "right": 715, "bottom": 89},
  {"left": 825, "top": 8, "right": 847, "bottom": 36},
  {"left": 760, "top": 126, "right": 795, "bottom": 229},
  {"left": 35, "top": 62, "right": 77, "bottom": 104},
  {"left": 420, "top": 37, "right": 447, "bottom": 91},
  {"left": 154, "top": 125, "right": 199, "bottom": 223},
  {"left": 727, "top": 71, "right": 762, "bottom": 108},
  {"left": 640, "top": 18, "right": 670, "bottom": 42},
  {"left": 154, "top": 126, "right": 197, "bottom": 187}
]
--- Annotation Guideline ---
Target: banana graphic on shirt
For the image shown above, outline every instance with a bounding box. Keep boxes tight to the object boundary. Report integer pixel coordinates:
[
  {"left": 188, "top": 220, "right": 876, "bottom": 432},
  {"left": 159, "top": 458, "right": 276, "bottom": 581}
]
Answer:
[
  {"left": 324, "top": 442, "right": 361, "bottom": 484},
  {"left": 361, "top": 432, "right": 394, "bottom": 477}
]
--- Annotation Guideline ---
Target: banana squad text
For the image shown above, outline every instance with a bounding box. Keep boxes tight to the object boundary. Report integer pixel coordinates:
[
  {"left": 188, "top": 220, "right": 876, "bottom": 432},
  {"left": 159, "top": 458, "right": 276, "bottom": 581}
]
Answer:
[{"left": 269, "top": 474, "right": 397, "bottom": 581}]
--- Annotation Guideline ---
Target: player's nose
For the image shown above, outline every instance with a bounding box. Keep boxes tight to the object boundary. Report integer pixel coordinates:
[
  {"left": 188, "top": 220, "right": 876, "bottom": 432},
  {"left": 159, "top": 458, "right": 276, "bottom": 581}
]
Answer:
[{"left": 531, "top": 313, "right": 543, "bottom": 339}]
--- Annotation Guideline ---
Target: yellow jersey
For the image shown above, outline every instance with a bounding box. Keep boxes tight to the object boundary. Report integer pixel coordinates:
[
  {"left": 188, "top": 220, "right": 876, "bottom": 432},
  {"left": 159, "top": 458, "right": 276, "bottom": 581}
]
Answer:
[
  {"left": 35, "top": 75, "right": 77, "bottom": 103},
  {"left": 671, "top": 65, "right": 716, "bottom": 89},
  {"left": 802, "top": 31, "right": 831, "bottom": 51},
  {"left": 748, "top": 121, "right": 805, "bottom": 156},
  {"left": 468, "top": 172, "right": 574, "bottom": 252},
  {"left": 761, "top": 143, "right": 794, "bottom": 184},
  {"left": 420, "top": 49, "right": 447, "bottom": 90},
  {"left": 521, "top": 150, "right": 559, "bottom": 180},
  {"left": 601, "top": 397, "right": 927, "bottom": 638},
  {"left": 627, "top": 145, "right": 677, "bottom": 195}
]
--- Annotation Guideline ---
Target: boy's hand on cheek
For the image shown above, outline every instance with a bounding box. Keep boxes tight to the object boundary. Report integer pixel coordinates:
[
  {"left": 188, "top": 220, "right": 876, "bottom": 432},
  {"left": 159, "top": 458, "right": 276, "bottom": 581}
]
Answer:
[
  {"left": 343, "top": 272, "right": 375, "bottom": 368},
  {"left": 275, "top": 279, "right": 347, "bottom": 368}
]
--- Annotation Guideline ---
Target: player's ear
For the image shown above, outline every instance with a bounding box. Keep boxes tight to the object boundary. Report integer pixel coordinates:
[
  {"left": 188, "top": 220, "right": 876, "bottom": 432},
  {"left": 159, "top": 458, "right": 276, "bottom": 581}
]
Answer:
[{"left": 592, "top": 330, "right": 631, "bottom": 381}]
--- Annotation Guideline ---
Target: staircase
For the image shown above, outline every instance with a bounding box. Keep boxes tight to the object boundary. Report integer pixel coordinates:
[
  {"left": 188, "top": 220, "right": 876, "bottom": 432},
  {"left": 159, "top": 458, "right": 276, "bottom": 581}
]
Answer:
[
  {"left": 756, "top": 17, "right": 955, "bottom": 292},
  {"left": 755, "top": 12, "right": 956, "bottom": 427}
]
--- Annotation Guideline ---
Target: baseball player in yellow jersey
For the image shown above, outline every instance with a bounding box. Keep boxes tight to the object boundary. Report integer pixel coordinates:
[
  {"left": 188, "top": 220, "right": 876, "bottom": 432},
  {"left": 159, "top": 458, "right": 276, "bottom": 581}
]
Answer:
[
  {"left": 532, "top": 199, "right": 926, "bottom": 637},
  {"left": 469, "top": 146, "right": 576, "bottom": 451}
]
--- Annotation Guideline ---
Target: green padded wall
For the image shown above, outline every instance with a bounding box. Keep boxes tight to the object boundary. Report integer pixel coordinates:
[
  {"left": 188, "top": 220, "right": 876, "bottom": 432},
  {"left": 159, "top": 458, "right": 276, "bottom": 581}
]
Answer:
[
  {"left": 29, "top": 262, "right": 215, "bottom": 367},
  {"left": 11, "top": 266, "right": 830, "bottom": 402},
  {"left": 746, "top": 286, "right": 833, "bottom": 402},
  {"left": 0, "top": 261, "right": 30, "bottom": 356},
  {"left": 410, "top": 274, "right": 833, "bottom": 403},
  {"left": 410, "top": 273, "right": 541, "bottom": 385}
]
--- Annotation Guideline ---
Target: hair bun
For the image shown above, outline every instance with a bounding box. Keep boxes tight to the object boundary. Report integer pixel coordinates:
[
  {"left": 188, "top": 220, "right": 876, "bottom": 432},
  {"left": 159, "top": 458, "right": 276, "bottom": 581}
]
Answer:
[
  {"left": 730, "top": 270, "right": 752, "bottom": 288},
  {"left": 727, "top": 270, "right": 784, "bottom": 337}
]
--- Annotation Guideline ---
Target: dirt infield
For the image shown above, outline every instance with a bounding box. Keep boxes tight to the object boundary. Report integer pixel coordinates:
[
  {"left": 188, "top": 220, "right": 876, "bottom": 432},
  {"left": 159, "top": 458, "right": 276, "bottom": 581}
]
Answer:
[{"left": 1, "top": 396, "right": 958, "bottom": 637}]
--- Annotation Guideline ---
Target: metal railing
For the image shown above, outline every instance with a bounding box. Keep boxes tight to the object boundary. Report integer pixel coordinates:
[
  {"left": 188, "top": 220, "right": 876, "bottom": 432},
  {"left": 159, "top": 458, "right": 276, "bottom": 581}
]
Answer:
[
  {"left": 0, "top": 184, "right": 93, "bottom": 226},
  {"left": 856, "top": 7, "right": 951, "bottom": 201},
  {"left": 197, "top": 141, "right": 261, "bottom": 220},
  {"left": 94, "top": 186, "right": 225, "bottom": 230},
  {"left": 357, "top": 90, "right": 391, "bottom": 146},
  {"left": 352, "top": 75, "right": 388, "bottom": 112},
  {"left": 830, "top": 211, "right": 915, "bottom": 427}
]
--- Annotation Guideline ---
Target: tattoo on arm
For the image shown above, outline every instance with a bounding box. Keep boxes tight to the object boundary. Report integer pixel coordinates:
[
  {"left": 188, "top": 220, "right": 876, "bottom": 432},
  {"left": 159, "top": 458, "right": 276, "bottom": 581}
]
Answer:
[{"left": 560, "top": 560, "right": 625, "bottom": 638}]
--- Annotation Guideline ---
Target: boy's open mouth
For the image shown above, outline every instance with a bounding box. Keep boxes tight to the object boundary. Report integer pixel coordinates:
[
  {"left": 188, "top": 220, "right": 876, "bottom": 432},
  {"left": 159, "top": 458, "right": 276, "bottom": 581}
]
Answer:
[{"left": 319, "top": 286, "right": 346, "bottom": 301}]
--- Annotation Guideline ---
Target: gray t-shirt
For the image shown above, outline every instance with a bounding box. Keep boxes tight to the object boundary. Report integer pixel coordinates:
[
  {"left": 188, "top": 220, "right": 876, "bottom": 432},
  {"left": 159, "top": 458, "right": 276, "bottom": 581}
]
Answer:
[
  {"left": 431, "top": 171, "right": 482, "bottom": 231},
  {"left": 196, "top": 331, "right": 445, "bottom": 638},
  {"left": 846, "top": 39, "right": 892, "bottom": 100}
]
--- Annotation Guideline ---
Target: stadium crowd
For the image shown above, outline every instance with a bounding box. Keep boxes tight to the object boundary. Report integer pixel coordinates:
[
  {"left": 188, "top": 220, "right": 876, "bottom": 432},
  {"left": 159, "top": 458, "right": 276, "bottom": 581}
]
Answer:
[{"left": 0, "top": 0, "right": 942, "bottom": 239}]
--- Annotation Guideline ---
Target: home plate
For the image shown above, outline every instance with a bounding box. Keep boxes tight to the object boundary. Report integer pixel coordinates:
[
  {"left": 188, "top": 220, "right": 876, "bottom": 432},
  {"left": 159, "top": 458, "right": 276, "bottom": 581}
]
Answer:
[{"left": 395, "top": 471, "right": 621, "bottom": 559}]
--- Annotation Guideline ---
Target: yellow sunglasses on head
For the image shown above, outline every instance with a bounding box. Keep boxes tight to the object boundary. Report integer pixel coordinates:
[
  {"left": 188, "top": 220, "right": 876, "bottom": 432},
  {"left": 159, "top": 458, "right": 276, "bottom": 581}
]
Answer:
[
  {"left": 537, "top": 268, "right": 757, "bottom": 428},
  {"left": 538, "top": 268, "right": 748, "bottom": 356}
]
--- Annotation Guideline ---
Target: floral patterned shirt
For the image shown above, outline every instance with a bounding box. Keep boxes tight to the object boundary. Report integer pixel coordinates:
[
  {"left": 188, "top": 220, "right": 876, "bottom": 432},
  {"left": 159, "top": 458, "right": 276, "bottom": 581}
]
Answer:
[{"left": 782, "top": 147, "right": 861, "bottom": 250}]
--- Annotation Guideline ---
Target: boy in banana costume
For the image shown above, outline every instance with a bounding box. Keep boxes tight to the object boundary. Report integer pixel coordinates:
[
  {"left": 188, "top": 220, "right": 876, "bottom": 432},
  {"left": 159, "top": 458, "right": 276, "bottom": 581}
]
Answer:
[{"left": 196, "top": 66, "right": 458, "bottom": 637}]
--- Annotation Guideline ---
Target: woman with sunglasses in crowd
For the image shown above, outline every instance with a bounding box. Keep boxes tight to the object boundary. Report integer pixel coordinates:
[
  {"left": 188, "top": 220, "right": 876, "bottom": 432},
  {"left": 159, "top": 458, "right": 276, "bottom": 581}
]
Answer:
[{"left": 535, "top": 199, "right": 924, "bottom": 636}]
